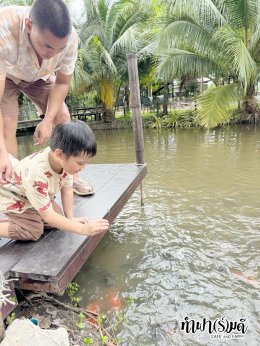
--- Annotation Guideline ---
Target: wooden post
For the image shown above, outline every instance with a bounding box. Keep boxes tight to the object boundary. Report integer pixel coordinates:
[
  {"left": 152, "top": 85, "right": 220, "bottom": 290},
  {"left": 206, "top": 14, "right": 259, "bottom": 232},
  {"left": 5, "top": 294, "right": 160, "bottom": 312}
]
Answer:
[
  {"left": 127, "top": 53, "right": 145, "bottom": 206},
  {"left": 127, "top": 53, "right": 145, "bottom": 165}
]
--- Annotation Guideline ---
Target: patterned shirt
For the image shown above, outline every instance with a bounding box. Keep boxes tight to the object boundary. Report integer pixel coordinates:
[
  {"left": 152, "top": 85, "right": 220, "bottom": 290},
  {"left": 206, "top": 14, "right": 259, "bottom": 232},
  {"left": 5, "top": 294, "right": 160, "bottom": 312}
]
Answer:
[
  {"left": 0, "top": 147, "right": 73, "bottom": 214},
  {"left": 0, "top": 6, "right": 78, "bottom": 83}
]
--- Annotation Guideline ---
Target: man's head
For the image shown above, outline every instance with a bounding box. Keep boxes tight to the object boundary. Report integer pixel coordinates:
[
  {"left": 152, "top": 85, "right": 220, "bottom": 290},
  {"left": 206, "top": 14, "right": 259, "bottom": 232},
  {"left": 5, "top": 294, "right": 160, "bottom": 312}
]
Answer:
[
  {"left": 50, "top": 121, "right": 97, "bottom": 175},
  {"left": 26, "top": 0, "right": 72, "bottom": 60}
]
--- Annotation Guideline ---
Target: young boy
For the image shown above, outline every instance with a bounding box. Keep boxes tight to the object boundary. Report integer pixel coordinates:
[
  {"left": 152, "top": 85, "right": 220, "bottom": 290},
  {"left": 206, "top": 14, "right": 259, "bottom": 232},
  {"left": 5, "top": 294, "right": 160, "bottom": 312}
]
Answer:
[{"left": 0, "top": 120, "right": 109, "bottom": 241}]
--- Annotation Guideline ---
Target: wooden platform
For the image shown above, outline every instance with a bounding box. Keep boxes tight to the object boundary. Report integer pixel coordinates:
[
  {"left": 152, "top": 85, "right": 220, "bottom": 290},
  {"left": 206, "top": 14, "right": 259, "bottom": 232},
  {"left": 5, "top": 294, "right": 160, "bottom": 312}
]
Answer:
[{"left": 0, "top": 163, "right": 147, "bottom": 319}]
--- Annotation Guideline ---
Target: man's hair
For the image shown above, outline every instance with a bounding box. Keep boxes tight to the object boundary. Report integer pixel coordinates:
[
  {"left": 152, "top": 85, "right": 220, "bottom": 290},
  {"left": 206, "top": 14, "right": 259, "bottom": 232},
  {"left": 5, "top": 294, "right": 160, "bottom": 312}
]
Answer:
[
  {"left": 29, "top": 0, "right": 72, "bottom": 38},
  {"left": 50, "top": 121, "right": 97, "bottom": 158}
]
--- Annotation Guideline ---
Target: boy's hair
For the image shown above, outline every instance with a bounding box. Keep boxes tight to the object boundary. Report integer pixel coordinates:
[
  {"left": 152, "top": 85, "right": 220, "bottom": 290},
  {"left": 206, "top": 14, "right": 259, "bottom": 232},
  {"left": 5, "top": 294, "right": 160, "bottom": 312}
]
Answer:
[
  {"left": 29, "top": 0, "right": 72, "bottom": 38},
  {"left": 50, "top": 121, "right": 97, "bottom": 158}
]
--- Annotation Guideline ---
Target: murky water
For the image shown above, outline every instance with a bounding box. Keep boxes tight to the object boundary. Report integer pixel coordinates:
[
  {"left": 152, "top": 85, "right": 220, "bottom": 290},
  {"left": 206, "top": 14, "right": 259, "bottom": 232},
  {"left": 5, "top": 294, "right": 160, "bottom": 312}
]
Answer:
[{"left": 18, "top": 126, "right": 260, "bottom": 345}]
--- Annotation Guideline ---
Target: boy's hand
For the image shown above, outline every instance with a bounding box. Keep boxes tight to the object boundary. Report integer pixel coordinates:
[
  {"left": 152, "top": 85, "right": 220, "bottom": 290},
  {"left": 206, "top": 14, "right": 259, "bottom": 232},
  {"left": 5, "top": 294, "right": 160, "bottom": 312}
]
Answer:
[
  {"left": 80, "top": 219, "right": 109, "bottom": 236},
  {"left": 72, "top": 217, "right": 90, "bottom": 224}
]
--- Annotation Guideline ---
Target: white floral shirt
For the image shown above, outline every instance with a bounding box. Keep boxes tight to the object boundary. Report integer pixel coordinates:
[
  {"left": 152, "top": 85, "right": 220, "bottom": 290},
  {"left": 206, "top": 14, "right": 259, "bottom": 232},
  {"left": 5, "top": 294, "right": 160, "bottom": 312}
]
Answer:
[{"left": 0, "top": 147, "right": 73, "bottom": 214}]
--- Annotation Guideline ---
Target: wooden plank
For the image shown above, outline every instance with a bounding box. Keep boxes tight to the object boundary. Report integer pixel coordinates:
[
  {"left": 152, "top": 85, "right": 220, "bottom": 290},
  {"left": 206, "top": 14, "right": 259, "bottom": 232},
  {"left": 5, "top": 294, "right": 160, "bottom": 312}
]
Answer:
[
  {"left": 0, "top": 164, "right": 122, "bottom": 277},
  {"left": 0, "top": 239, "right": 12, "bottom": 249},
  {"left": 0, "top": 232, "right": 51, "bottom": 276},
  {"left": 10, "top": 163, "right": 147, "bottom": 293}
]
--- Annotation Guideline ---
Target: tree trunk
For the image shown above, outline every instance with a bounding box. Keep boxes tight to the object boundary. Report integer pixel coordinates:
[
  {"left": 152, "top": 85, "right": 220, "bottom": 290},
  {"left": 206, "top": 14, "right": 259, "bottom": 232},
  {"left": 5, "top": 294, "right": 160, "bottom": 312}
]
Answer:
[
  {"left": 241, "top": 84, "right": 259, "bottom": 123},
  {"left": 123, "top": 85, "right": 129, "bottom": 115},
  {"left": 147, "top": 84, "right": 152, "bottom": 98},
  {"left": 200, "top": 77, "right": 203, "bottom": 93},
  {"left": 163, "top": 81, "right": 168, "bottom": 115},
  {"left": 103, "top": 107, "right": 114, "bottom": 123}
]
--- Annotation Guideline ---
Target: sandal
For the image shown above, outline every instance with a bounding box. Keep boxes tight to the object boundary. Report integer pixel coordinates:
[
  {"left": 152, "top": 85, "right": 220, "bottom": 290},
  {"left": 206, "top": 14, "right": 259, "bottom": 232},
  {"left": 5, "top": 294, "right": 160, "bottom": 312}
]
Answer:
[{"left": 73, "top": 178, "right": 95, "bottom": 196}]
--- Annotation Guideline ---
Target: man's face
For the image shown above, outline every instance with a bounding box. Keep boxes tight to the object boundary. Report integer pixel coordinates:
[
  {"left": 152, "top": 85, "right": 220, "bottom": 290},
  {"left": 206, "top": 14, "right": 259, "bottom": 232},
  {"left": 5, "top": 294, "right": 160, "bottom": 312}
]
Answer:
[{"left": 25, "top": 19, "right": 68, "bottom": 60}]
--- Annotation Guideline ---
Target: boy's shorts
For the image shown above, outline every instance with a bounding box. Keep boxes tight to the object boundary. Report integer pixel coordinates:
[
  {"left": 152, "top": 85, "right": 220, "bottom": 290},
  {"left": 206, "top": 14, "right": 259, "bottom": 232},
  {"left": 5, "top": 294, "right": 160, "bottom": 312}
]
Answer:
[
  {"left": 0, "top": 75, "right": 55, "bottom": 117},
  {"left": 6, "top": 208, "right": 50, "bottom": 241}
]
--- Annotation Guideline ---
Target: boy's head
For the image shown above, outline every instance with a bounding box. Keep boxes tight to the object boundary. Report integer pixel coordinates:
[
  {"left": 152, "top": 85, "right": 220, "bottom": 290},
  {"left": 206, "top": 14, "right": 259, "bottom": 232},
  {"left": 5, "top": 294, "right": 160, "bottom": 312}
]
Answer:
[
  {"left": 50, "top": 121, "right": 97, "bottom": 175},
  {"left": 26, "top": 0, "right": 72, "bottom": 60}
]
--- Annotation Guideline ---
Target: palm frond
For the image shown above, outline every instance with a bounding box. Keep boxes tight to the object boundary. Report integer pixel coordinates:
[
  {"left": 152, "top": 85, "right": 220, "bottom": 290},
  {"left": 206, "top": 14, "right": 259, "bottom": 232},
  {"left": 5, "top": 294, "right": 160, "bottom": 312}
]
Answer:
[
  {"left": 97, "top": 0, "right": 108, "bottom": 22},
  {"left": 110, "top": 26, "right": 139, "bottom": 56},
  {"left": 214, "top": 26, "right": 257, "bottom": 91},
  {"left": 172, "top": 0, "right": 226, "bottom": 25},
  {"left": 100, "top": 79, "right": 114, "bottom": 110},
  {"left": 157, "top": 49, "right": 224, "bottom": 80},
  {"left": 85, "top": 36, "right": 117, "bottom": 76},
  {"left": 249, "top": 17, "right": 260, "bottom": 60},
  {"left": 223, "top": 0, "right": 259, "bottom": 29},
  {"left": 159, "top": 20, "right": 215, "bottom": 57},
  {"left": 196, "top": 83, "right": 239, "bottom": 128},
  {"left": 71, "top": 49, "right": 92, "bottom": 94}
]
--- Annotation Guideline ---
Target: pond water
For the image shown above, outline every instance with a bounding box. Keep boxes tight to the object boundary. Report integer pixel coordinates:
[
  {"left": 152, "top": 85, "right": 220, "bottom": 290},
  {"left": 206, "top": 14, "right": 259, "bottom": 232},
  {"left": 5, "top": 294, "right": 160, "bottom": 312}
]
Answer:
[{"left": 18, "top": 126, "right": 260, "bottom": 345}]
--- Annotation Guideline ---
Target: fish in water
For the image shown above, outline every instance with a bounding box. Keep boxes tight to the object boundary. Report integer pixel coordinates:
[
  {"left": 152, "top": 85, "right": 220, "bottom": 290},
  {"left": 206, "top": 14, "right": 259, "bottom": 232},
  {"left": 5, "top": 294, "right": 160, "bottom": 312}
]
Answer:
[
  {"left": 86, "top": 289, "right": 123, "bottom": 324},
  {"left": 230, "top": 270, "right": 259, "bottom": 288}
]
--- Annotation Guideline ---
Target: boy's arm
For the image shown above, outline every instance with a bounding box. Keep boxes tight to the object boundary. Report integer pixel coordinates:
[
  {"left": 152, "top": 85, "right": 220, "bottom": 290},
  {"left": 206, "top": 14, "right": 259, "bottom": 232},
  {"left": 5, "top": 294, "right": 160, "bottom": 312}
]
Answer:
[
  {"left": 39, "top": 209, "right": 109, "bottom": 236},
  {"left": 61, "top": 185, "right": 74, "bottom": 219}
]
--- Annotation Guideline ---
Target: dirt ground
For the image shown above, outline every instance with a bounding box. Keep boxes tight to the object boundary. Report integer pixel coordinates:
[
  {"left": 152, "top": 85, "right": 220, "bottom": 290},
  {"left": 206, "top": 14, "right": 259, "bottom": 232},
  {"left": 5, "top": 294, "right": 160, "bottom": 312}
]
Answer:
[{"left": 5, "top": 292, "right": 117, "bottom": 346}]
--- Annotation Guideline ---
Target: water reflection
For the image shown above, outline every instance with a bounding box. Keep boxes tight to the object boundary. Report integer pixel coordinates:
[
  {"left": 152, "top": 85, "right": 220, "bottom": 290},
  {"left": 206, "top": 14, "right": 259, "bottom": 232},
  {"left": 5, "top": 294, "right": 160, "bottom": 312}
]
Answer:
[{"left": 18, "top": 126, "right": 260, "bottom": 345}]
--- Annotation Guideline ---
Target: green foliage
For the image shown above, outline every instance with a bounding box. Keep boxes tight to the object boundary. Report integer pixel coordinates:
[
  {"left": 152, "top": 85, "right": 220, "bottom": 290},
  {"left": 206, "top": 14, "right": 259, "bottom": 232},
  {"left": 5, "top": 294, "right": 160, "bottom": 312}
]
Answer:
[
  {"left": 97, "top": 314, "right": 107, "bottom": 327},
  {"left": 148, "top": 110, "right": 195, "bottom": 129},
  {"left": 196, "top": 84, "right": 239, "bottom": 128},
  {"left": 67, "top": 282, "right": 82, "bottom": 306},
  {"left": 83, "top": 337, "right": 94, "bottom": 345},
  {"left": 101, "top": 335, "right": 108, "bottom": 345},
  {"left": 157, "top": 0, "right": 260, "bottom": 127},
  {"left": 149, "top": 115, "right": 163, "bottom": 129},
  {"left": 75, "top": 312, "right": 86, "bottom": 330},
  {"left": 74, "top": 0, "right": 151, "bottom": 115},
  {"left": 6, "top": 312, "right": 16, "bottom": 325}
]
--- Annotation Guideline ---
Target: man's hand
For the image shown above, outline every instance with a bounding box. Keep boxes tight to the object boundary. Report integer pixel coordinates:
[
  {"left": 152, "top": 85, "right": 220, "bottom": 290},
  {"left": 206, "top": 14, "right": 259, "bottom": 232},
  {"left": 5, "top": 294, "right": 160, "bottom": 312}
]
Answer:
[
  {"left": 0, "top": 152, "right": 12, "bottom": 183},
  {"left": 34, "top": 119, "right": 53, "bottom": 145},
  {"left": 80, "top": 219, "right": 109, "bottom": 236}
]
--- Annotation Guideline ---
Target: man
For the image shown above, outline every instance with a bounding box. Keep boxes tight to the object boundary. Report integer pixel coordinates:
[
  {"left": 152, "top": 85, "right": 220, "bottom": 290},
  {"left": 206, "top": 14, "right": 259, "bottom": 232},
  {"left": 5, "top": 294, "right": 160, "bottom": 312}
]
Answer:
[{"left": 0, "top": 0, "right": 94, "bottom": 195}]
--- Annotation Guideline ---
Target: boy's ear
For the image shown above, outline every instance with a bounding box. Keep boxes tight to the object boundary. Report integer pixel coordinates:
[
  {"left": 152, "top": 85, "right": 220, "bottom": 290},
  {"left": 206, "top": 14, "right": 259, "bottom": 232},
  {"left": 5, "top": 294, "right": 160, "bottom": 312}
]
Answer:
[
  {"left": 25, "top": 18, "right": 33, "bottom": 34},
  {"left": 54, "top": 149, "right": 64, "bottom": 159}
]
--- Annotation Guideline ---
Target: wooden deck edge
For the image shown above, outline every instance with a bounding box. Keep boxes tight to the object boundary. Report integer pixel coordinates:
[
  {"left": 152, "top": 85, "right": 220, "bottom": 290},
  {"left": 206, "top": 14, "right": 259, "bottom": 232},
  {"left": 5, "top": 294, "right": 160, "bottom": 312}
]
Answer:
[{"left": 15, "top": 165, "right": 147, "bottom": 293}]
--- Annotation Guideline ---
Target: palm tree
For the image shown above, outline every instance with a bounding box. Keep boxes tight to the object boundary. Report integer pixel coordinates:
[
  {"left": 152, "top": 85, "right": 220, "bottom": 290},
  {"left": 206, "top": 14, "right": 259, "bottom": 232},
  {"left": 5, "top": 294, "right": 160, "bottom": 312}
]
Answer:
[
  {"left": 73, "top": 0, "right": 151, "bottom": 122},
  {"left": 157, "top": 0, "right": 260, "bottom": 128}
]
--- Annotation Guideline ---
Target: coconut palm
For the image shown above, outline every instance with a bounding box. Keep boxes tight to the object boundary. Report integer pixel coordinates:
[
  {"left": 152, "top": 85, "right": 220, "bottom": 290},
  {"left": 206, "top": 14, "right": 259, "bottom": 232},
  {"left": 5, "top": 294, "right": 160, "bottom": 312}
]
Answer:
[
  {"left": 157, "top": 0, "right": 260, "bottom": 128},
  {"left": 75, "top": 0, "right": 151, "bottom": 122}
]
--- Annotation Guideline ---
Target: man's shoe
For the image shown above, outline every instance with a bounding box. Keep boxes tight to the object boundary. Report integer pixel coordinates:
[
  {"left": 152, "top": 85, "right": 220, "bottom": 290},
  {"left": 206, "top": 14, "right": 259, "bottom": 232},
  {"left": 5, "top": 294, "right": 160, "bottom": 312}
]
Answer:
[{"left": 73, "top": 178, "right": 95, "bottom": 196}]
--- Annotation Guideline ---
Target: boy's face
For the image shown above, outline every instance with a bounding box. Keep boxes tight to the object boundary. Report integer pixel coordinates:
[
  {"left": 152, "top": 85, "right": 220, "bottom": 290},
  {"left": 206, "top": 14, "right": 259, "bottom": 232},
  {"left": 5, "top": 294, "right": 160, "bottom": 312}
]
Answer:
[
  {"left": 25, "top": 19, "right": 68, "bottom": 60},
  {"left": 60, "top": 152, "right": 91, "bottom": 175}
]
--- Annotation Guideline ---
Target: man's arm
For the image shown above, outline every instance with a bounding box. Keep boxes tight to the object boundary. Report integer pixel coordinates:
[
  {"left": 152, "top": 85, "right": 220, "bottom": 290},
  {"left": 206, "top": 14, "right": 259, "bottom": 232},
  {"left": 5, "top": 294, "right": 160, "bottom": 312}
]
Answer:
[
  {"left": 33, "top": 71, "right": 72, "bottom": 145},
  {"left": 0, "top": 77, "right": 12, "bottom": 183}
]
